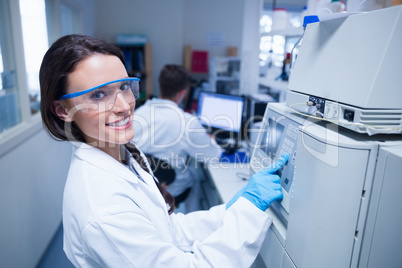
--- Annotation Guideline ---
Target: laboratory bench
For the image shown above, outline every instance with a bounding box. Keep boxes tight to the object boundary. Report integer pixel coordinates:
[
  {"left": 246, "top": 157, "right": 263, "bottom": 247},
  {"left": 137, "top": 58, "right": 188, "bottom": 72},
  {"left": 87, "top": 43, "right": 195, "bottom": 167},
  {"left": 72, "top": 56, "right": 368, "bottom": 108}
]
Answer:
[{"left": 200, "top": 162, "right": 250, "bottom": 208}]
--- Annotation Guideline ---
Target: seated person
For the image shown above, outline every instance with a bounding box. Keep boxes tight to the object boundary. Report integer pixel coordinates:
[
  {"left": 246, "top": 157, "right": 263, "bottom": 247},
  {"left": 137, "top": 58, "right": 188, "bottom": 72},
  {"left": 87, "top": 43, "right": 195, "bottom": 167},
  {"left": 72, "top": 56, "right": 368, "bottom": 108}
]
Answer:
[{"left": 133, "top": 64, "right": 223, "bottom": 212}]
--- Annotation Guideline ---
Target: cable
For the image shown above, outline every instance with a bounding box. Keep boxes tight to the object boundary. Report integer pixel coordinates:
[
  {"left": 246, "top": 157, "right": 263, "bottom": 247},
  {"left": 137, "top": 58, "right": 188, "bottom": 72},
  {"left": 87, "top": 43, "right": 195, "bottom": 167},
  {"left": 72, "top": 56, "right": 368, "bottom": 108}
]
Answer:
[{"left": 236, "top": 172, "right": 249, "bottom": 181}]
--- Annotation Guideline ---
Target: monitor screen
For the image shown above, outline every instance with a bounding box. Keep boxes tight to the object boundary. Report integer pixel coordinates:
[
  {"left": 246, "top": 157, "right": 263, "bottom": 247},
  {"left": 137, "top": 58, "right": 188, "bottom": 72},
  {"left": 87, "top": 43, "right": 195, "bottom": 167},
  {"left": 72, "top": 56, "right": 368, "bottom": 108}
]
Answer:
[{"left": 197, "top": 91, "right": 244, "bottom": 133}]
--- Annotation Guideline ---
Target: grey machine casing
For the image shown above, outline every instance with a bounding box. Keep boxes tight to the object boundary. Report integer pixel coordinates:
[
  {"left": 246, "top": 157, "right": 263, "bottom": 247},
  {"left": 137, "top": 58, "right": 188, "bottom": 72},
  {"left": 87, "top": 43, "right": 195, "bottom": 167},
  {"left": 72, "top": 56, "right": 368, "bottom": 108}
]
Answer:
[{"left": 251, "top": 102, "right": 402, "bottom": 267}]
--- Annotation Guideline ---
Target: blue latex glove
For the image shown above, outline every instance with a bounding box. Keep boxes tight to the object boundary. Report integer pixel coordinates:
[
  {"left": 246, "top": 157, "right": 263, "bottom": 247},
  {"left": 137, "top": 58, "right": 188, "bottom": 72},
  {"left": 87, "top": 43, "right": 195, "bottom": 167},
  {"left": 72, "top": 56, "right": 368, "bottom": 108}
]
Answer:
[{"left": 226, "top": 153, "right": 289, "bottom": 211}]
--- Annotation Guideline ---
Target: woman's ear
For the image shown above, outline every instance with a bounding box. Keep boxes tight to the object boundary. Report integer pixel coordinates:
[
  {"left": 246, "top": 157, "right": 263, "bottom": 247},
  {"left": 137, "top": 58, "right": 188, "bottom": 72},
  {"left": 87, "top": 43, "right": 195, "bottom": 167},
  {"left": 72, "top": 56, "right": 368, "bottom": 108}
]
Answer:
[{"left": 51, "top": 101, "right": 73, "bottom": 122}]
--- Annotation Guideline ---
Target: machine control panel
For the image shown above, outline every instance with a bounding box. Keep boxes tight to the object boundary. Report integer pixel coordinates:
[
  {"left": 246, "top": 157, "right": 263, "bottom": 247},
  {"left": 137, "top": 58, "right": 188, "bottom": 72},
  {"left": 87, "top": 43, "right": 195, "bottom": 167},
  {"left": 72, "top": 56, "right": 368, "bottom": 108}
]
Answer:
[
  {"left": 254, "top": 117, "right": 299, "bottom": 193},
  {"left": 251, "top": 105, "right": 303, "bottom": 216}
]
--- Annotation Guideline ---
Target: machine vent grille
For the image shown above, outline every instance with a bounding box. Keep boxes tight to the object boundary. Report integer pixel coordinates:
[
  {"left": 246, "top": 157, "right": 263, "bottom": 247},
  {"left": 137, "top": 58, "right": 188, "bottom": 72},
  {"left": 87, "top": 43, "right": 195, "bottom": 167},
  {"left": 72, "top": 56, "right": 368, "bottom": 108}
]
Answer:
[{"left": 360, "top": 111, "right": 402, "bottom": 126}]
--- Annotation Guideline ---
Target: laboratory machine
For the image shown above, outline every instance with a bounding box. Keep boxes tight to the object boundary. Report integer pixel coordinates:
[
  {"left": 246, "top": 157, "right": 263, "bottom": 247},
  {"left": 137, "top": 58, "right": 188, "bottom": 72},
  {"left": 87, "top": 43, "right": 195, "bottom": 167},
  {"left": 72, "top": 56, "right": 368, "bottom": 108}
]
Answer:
[
  {"left": 252, "top": 102, "right": 402, "bottom": 268},
  {"left": 250, "top": 6, "right": 402, "bottom": 268},
  {"left": 286, "top": 6, "right": 402, "bottom": 135}
]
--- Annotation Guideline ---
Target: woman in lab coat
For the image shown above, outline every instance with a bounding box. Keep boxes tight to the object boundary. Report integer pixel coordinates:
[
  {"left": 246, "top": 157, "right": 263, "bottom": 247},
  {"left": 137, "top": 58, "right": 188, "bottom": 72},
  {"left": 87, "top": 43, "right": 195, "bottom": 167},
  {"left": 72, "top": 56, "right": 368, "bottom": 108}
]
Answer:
[{"left": 39, "top": 34, "right": 287, "bottom": 268}]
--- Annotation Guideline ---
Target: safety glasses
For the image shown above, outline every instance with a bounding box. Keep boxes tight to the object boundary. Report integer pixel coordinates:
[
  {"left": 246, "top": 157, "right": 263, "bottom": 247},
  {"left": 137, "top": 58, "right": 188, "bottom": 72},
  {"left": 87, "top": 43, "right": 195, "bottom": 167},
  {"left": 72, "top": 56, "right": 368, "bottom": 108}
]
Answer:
[{"left": 58, "top": 78, "right": 140, "bottom": 113}]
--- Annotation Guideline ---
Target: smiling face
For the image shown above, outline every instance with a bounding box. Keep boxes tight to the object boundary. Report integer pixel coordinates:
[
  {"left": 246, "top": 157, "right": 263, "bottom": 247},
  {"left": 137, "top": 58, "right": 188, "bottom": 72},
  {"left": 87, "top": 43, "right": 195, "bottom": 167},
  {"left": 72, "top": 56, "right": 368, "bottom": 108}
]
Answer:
[{"left": 62, "top": 54, "right": 135, "bottom": 154}]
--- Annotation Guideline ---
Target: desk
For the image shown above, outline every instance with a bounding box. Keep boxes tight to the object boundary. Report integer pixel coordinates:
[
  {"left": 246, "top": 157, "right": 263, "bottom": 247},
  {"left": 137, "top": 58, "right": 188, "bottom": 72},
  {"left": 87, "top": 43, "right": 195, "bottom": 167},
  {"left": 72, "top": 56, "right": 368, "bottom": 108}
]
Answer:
[{"left": 201, "top": 162, "right": 250, "bottom": 208}]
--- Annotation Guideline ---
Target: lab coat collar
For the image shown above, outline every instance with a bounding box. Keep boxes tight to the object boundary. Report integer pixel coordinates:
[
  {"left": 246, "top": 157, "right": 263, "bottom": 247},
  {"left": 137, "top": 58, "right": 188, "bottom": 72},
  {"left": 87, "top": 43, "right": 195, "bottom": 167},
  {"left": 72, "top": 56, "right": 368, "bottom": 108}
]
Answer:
[
  {"left": 72, "top": 142, "right": 139, "bottom": 185},
  {"left": 72, "top": 142, "right": 171, "bottom": 221}
]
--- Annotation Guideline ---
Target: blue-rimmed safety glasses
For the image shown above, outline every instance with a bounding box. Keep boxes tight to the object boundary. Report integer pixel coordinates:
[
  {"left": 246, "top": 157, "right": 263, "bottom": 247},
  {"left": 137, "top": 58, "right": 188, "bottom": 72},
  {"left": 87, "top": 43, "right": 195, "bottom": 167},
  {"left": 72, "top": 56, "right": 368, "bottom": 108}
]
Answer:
[{"left": 58, "top": 78, "right": 140, "bottom": 113}]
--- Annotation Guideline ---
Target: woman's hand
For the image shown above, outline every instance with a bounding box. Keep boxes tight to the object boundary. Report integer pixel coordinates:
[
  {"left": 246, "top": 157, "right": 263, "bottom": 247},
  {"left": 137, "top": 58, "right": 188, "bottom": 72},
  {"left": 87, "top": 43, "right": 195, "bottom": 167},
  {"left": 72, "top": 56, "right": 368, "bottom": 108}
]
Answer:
[{"left": 226, "top": 153, "right": 289, "bottom": 211}]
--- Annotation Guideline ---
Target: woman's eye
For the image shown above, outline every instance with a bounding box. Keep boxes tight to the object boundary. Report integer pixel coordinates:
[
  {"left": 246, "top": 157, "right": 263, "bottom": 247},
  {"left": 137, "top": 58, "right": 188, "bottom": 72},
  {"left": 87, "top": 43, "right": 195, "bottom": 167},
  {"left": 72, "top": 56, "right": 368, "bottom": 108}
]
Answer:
[
  {"left": 120, "top": 82, "right": 130, "bottom": 91},
  {"left": 90, "top": 91, "right": 105, "bottom": 100}
]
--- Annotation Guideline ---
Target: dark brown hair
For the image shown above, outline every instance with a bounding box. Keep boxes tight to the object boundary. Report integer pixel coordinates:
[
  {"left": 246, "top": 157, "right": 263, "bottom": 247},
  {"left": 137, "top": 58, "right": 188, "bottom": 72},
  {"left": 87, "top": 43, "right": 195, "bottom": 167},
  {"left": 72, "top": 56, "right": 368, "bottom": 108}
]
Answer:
[
  {"left": 39, "top": 34, "right": 175, "bottom": 213},
  {"left": 158, "top": 64, "right": 191, "bottom": 99},
  {"left": 40, "top": 34, "right": 125, "bottom": 142}
]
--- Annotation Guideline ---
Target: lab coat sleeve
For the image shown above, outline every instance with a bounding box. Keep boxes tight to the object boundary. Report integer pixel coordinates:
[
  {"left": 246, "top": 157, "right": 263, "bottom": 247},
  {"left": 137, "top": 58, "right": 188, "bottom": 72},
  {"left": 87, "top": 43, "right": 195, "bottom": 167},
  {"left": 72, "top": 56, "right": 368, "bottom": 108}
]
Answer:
[
  {"left": 81, "top": 197, "right": 271, "bottom": 268},
  {"left": 179, "top": 197, "right": 272, "bottom": 267},
  {"left": 168, "top": 204, "right": 227, "bottom": 251}
]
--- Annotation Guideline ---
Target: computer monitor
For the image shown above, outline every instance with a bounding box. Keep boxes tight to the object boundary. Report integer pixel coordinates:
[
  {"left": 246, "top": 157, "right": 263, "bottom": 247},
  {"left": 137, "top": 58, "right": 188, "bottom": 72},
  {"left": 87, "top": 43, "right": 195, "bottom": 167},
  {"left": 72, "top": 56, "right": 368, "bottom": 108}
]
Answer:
[{"left": 197, "top": 91, "right": 244, "bottom": 134}]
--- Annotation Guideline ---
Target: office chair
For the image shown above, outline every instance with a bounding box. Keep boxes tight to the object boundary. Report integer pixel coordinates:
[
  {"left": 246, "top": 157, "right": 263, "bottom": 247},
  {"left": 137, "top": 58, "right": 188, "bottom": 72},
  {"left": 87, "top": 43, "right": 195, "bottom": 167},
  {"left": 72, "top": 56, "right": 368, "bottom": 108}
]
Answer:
[{"left": 145, "top": 154, "right": 191, "bottom": 207}]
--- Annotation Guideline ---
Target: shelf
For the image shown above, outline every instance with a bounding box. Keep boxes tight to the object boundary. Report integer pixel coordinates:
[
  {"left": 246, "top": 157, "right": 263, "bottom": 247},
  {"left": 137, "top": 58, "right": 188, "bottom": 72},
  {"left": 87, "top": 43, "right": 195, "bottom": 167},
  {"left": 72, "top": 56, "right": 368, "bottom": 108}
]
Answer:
[
  {"left": 211, "top": 76, "right": 239, "bottom": 81},
  {"left": 259, "top": 67, "right": 288, "bottom": 91},
  {"left": 116, "top": 43, "right": 152, "bottom": 99},
  {"left": 259, "top": 66, "right": 288, "bottom": 102},
  {"left": 191, "top": 71, "right": 208, "bottom": 75},
  {"left": 128, "top": 70, "right": 146, "bottom": 75},
  {"left": 261, "top": 27, "right": 303, "bottom": 37},
  {"left": 259, "top": 76, "right": 288, "bottom": 92}
]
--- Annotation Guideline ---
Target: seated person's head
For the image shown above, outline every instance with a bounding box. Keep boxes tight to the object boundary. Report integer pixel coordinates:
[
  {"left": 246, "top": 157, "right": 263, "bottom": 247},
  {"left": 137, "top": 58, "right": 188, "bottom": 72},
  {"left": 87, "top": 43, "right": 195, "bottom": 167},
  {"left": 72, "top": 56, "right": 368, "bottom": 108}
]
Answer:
[{"left": 159, "top": 65, "right": 191, "bottom": 101}]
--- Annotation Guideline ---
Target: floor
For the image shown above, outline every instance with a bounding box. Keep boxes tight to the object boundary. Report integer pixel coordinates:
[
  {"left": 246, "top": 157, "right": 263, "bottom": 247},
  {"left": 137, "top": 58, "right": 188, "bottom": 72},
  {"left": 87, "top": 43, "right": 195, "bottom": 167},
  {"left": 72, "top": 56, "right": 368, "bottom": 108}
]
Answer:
[{"left": 36, "top": 223, "right": 74, "bottom": 268}]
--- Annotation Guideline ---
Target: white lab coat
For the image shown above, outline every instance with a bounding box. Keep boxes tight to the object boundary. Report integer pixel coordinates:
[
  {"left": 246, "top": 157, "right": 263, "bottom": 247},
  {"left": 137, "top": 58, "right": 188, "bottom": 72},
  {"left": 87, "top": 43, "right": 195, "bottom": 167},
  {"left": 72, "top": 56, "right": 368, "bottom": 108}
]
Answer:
[
  {"left": 133, "top": 98, "right": 223, "bottom": 211},
  {"left": 63, "top": 142, "right": 272, "bottom": 268}
]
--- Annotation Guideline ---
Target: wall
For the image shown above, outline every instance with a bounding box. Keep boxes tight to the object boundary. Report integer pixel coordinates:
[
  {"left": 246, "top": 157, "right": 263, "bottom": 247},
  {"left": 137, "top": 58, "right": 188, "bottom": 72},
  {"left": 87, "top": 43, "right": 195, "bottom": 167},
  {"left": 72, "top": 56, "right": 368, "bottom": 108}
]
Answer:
[
  {"left": 240, "top": 0, "right": 263, "bottom": 95},
  {"left": 263, "top": 0, "right": 307, "bottom": 11},
  {"left": 182, "top": 0, "right": 244, "bottom": 58},
  {"left": 0, "top": 129, "right": 71, "bottom": 267},
  {"left": 0, "top": 0, "right": 94, "bottom": 266},
  {"left": 94, "top": 0, "right": 248, "bottom": 97},
  {"left": 46, "top": 0, "right": 95, "bottom": 43},
  {"left": 94, "top": 0, "right": 185, "bottom": 97}
]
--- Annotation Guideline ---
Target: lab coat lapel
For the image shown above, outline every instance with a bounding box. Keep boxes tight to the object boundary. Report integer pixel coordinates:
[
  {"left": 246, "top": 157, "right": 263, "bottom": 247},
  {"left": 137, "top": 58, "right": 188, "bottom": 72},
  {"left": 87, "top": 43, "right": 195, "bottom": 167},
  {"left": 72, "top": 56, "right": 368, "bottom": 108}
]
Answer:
[
  {"left": 131, "top": 179, "right": 173, "bottom": 242},
  {"left": 73, "top": 142, "right": 172, "bottom": 238},
  {"left": 131, "top": 159, "right": 169, "bottom": 211},
  {"left": 74, "top": 143, "right": 167, "bottom": 209},
  {"left": 73, "top": 142, "right": 139, "bottom": 185},
  {"left": 128, "top": 158, "right": 173, "bottom": 241}
]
